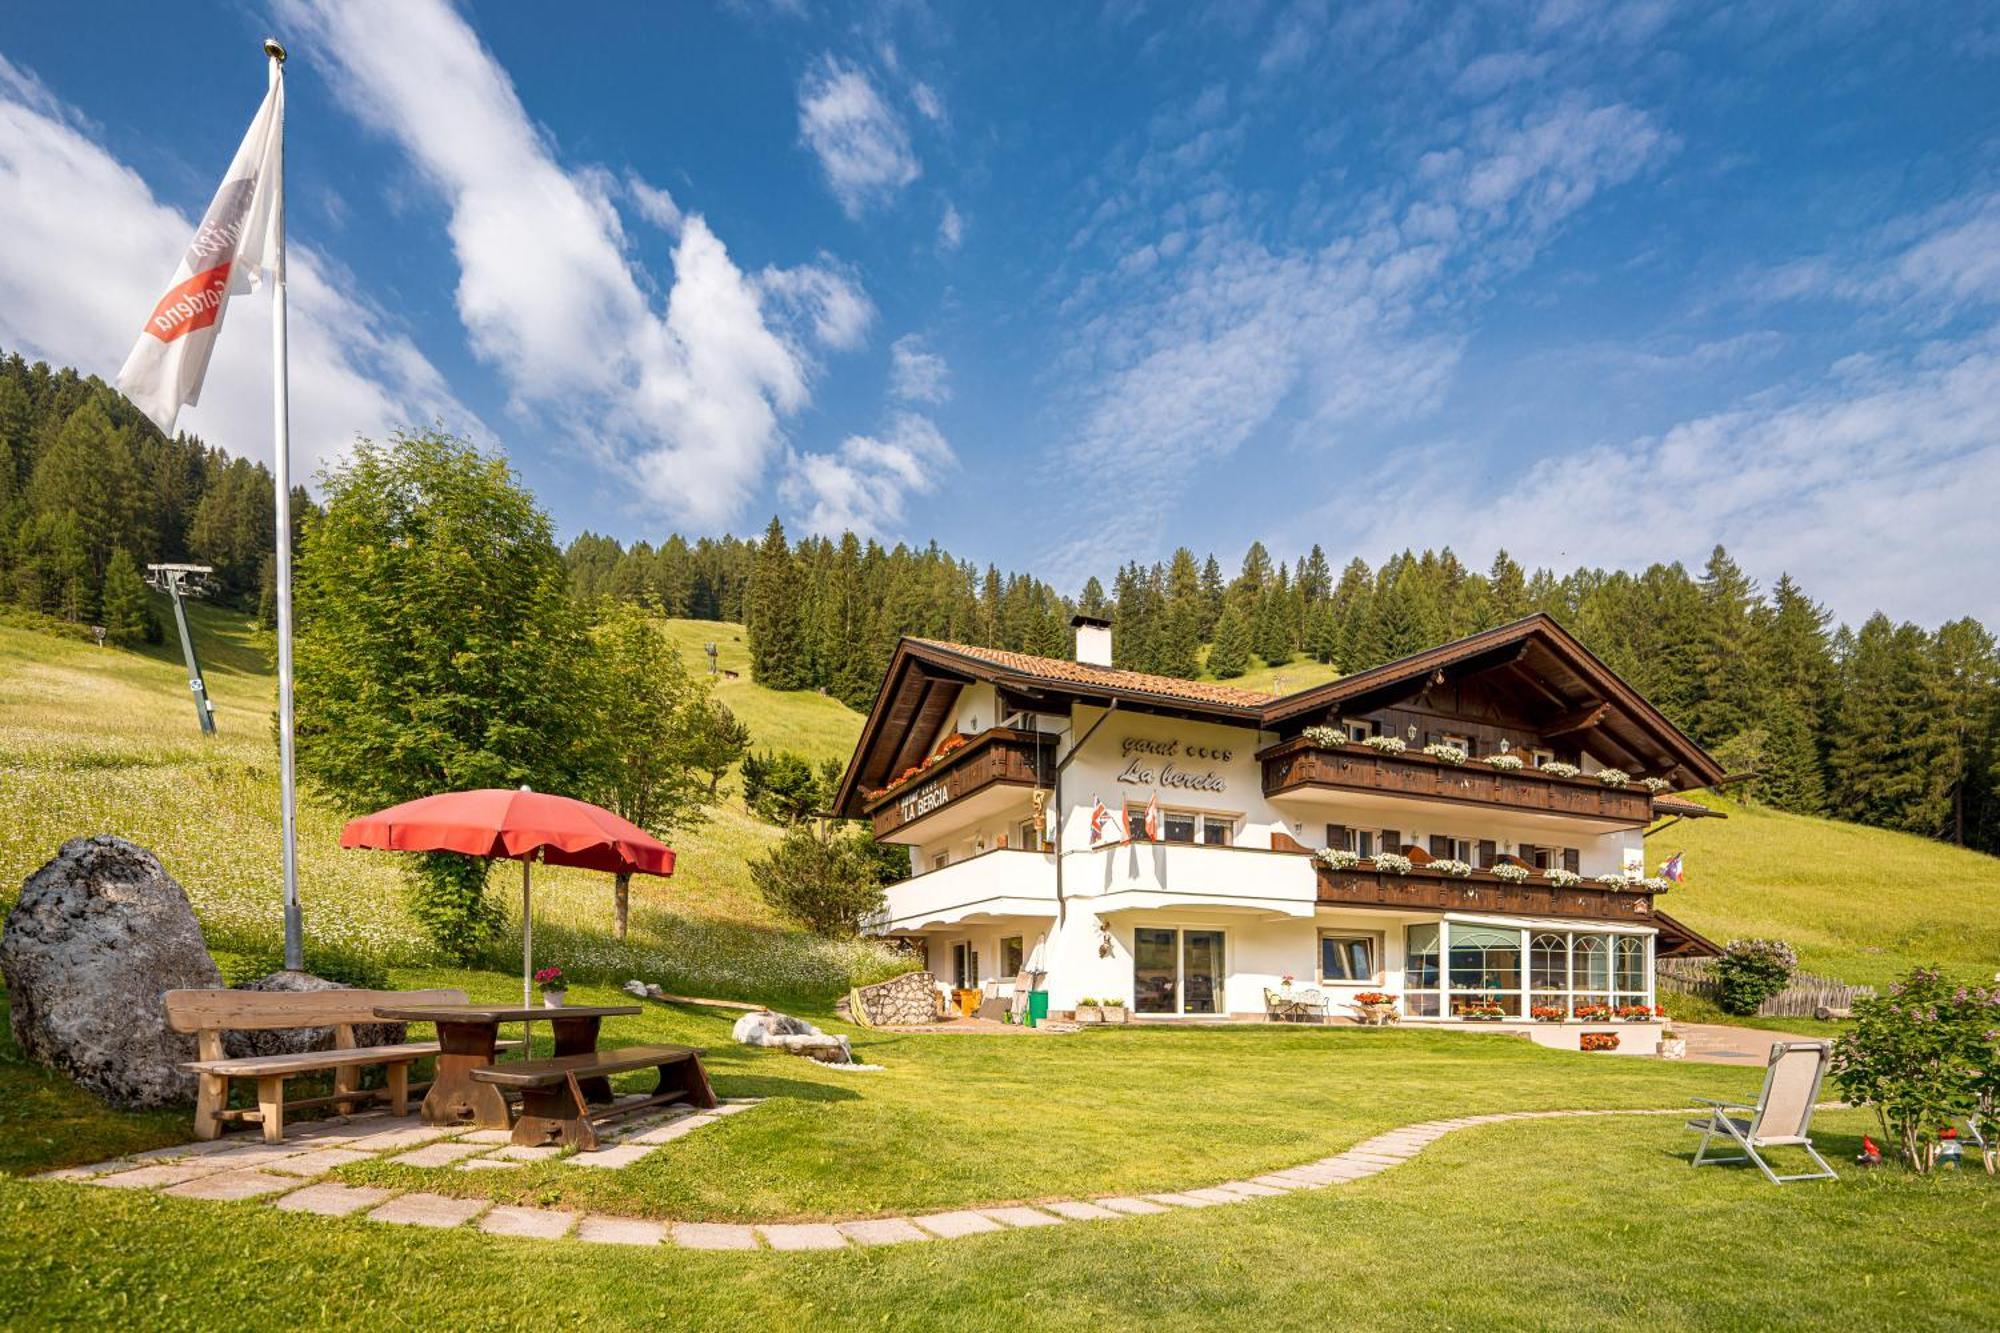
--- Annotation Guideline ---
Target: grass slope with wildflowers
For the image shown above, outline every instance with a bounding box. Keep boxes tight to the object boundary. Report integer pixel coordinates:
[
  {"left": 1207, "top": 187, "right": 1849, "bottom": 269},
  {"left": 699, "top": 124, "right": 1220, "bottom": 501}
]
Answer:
[{"left": 0, "top": 602, "right": 896, "bottom": 1007}]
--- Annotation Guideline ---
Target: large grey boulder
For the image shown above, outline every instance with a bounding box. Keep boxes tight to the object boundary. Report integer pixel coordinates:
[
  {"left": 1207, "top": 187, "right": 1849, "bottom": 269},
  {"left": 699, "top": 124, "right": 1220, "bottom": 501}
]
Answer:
[
  {"left": 222, "top": 971, "right": 406, "bottom": 1059},
  {"left": 1, "top": 836, "right": 222, "bottom": 1109}
]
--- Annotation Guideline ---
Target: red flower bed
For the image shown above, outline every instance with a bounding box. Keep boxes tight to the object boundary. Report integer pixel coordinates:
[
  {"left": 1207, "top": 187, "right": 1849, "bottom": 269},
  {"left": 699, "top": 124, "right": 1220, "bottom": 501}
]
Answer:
[
  {"left": 1530, "top": 1005, "right": 1565, "bottom": 1022},
  {"left": 1579, "top": 1032, "right": 1621, "bottom": 1052}
]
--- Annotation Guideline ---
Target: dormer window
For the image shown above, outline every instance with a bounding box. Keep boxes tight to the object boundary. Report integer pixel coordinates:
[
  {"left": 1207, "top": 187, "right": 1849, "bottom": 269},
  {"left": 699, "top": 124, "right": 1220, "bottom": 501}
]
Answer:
[
  {"left": 1344, "top": 719, "right": 1375, "bottom": 743},
  {"left": 1529, "top": 748, "right": 1555, "bottom": 769}
]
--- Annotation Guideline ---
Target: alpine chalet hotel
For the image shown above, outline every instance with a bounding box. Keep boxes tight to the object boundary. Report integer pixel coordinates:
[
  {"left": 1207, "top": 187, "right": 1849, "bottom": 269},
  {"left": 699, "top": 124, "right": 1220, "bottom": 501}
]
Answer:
[{"left": 832, "top": 614, "right": 1725, "bottom": 1052}]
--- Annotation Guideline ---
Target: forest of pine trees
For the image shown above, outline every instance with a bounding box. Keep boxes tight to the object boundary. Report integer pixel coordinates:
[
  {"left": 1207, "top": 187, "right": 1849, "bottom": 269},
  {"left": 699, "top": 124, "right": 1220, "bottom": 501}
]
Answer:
[
  {"left": 570, "top": 524, "right": 2000, "bottom": 858},
  {"left": 0, "top": 349, "right": 303, "bottom": 637}
]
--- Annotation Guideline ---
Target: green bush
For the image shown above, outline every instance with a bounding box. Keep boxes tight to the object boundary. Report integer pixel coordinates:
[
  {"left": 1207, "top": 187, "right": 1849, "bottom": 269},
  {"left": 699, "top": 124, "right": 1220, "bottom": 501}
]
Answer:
[
  {"left": 1832, "top": 968, "right": 1999, "bottom": 1172},
  {"left": 1715, "top": 937, "right": 1797, "bottom": 1015},
  {"left": 750, "top": 822, "right": 886, "bottom": 937},
  {"left": 741, "top": 749, "right": 835, "bottom": 824}
]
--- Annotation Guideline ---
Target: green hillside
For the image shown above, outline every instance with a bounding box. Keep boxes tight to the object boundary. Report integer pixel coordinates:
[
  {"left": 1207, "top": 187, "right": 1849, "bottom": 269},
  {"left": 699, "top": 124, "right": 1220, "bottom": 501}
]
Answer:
[
  {"left": 1203, "top": 650, "right": 1342, "bottom": 696},
  {"left": 1646, "top": 795, "right": 1999, "bottom": 989},
  {"left": 654, "top": 617, "right": 861, "bottom": 767},
  {"left": 0, "top": 604, "right": 893, "bottom": 1004}
]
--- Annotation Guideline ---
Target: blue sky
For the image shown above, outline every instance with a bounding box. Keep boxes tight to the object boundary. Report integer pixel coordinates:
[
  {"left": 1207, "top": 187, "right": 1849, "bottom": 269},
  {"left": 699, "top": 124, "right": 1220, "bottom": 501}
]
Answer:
[{"left": 2, "top": 1, "right": 1997, "bottom": 625}]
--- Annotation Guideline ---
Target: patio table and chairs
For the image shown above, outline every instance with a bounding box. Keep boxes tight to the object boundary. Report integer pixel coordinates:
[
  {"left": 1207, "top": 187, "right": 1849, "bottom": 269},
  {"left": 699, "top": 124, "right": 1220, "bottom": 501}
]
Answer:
[{"left": 1264, "top": 987, "right": 1326, "bottom": 1023}]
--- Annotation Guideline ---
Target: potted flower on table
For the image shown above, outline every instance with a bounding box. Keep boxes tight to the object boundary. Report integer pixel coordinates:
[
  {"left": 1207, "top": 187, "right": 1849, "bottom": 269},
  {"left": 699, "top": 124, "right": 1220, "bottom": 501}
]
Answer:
[{"left": 535, "top": 965, "right": 568, "bottom": 1008}]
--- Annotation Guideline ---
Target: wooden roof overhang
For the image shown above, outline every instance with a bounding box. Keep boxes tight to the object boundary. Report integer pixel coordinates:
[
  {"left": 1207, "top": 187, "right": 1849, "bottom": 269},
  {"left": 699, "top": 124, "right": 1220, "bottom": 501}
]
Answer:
[
  {"left": 1261, "top": 614, "right": 1726, "bottom": 790},
  {"left": 831, "top": 639, "right": 1268, "bottom": 819},
  {"left": 1651, "top": 909, "right": 1724, "bottom": 959}
]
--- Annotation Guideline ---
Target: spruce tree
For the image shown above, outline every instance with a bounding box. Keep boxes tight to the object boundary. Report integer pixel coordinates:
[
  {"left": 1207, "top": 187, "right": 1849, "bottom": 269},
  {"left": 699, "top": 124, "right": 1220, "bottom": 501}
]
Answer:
[
  {"left": 746, "top": 516, "right": 806, "bottom": 688},
  {"left": 1208, "top": 604, "right": 1252, "bottom": 678},
  {"left": 99, "top": 547, "right": 156, "bottom": 645}
]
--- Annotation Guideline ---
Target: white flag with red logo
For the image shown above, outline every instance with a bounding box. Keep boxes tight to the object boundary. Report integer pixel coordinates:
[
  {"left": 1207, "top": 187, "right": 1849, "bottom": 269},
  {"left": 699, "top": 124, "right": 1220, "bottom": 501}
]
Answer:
[
  {"left": 1143, "top": 791, "right": 1161, "bottom": 840},
  {"left": 117, "top": 79, "right": 283, "bottom": 435}
]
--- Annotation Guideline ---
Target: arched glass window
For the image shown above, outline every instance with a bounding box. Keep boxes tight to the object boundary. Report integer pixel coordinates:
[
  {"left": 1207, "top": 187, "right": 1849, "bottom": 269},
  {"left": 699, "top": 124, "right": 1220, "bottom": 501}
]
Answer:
[
  {"left": 1404, "top": 924, "right": 1441, "bottom": 1017},
  {"left": 1614, "top": 935, "right": 1648, "bottom": 1010},
  {"left": 1447, "top": 926, "right": 1522, "bottom": 1016},
  {"left": 1572, "top": 934, "right": 1612, "bottom": 1012},
  {"left": 1529, "top": 932, "right": 1568, "bottom": 1012}
]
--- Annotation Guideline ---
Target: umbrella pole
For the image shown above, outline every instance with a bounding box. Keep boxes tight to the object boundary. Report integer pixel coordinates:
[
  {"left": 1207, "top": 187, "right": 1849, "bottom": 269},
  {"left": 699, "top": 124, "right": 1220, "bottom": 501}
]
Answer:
[{"left": 522, "top": 860, "right": 533, "bottom": 1010}]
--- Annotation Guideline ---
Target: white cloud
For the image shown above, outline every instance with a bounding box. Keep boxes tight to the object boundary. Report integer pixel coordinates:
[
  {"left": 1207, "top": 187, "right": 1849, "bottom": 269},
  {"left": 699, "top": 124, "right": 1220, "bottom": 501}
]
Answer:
[
  {"left": 281, "top": 0, "right": 862, "bottom": 527},
  {"left": 757, "top": 256, "right": 875, "bottom": 350},
  {"left": 623, "top": 172, "right": 682, "bottom": 233},
  {"left": 938, "top": 200, "right": 965, "bottom": 251},
  {"left": 0, "top": 53, "right": 476, "bottom": 478},
  {"left": 797, "top": 55, "right": 920, "bottom": 217},
  {"left": 910, "top": 81, "right": 946, "bottom": 126},
  {"left": 888, "top": 334, "right": 950, "bottom": 403},
  {"left": 782, "top": 411, "right": 956, "bottom": 538},
  {"left": 1320, "top": 324, "right": 2000, "bottom": 626}
]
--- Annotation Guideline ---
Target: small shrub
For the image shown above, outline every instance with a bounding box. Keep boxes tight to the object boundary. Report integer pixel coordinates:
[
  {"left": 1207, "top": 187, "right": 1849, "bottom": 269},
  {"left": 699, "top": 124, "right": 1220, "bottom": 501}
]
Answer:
[
  {"left": 750, "top": 821, "right": 886, "bottom": 937},
  {"left": 1832, "top": 968, "right": 1999, "bottom": 1172},
  {"left": 1715, "top": 938, "right": 1797, "bottom": 1015}
]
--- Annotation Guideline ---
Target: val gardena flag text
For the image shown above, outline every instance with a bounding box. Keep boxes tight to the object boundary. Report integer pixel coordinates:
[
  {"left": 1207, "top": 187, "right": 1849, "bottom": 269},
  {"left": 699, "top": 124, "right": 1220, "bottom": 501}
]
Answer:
[{"left": 116, "top": 76, "right": 283, "bottom": 434}]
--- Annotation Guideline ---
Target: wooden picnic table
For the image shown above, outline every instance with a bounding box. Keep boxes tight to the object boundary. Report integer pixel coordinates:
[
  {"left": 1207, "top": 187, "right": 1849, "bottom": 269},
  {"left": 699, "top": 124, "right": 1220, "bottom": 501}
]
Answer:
[{"left": 372, "top": 1003, "right": 641, "bottom": 1129}]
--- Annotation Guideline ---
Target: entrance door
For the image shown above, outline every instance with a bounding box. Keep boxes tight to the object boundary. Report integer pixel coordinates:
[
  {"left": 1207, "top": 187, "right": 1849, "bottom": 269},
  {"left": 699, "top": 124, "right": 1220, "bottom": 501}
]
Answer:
[{"left": 1133, "top": 927, "right": 1226, "bottom": 1016}]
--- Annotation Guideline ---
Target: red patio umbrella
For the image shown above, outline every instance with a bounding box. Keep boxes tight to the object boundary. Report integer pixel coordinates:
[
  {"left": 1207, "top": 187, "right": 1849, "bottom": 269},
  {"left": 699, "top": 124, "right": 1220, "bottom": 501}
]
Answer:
[{"left": 340, "top": 787, "right": 675, "bottom": 1005}]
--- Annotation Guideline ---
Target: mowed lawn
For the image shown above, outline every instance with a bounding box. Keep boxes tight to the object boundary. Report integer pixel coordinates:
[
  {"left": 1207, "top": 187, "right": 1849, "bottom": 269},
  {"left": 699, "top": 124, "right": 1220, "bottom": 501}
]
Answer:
[{"left": 3, "top": 987, "right": 1995, "bottom": 1330}]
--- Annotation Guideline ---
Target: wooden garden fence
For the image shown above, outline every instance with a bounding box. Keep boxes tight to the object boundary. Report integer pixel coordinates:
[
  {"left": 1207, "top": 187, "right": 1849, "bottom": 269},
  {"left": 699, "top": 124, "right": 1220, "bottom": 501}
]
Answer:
[{"left": 1656, "top": 957, "right": 1876, "bottom": 1019}]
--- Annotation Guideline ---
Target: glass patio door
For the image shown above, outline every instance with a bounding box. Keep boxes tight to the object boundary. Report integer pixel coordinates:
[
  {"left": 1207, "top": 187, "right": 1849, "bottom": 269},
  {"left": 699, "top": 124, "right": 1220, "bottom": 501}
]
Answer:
[{"left": 1133, "top": 927, "right": 1225, "bottom": 1016}]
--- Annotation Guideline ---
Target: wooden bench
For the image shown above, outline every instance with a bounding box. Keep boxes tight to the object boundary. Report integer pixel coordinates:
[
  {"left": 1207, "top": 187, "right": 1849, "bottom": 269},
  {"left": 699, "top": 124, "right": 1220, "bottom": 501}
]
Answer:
[
  {"left": 471, "top": 1043, "right": 716, "bottom": 1151},
  {"left": 163, "top": 986, "right": 517, "bottom": 1143}
]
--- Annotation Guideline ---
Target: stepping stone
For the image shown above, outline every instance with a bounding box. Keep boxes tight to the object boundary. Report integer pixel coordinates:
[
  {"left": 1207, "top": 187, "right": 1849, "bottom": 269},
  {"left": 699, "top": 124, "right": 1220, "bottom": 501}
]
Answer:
[
  {"left": 34, "top": 1167, "right": 97, "bottom": 1182},
  {"left": 265, "top": 1148, "right": 377, "bottom": 1176},
  {"left": 274, "top": 1183, "right": 395, "bottom": 1217},
  {"left": 1341, "top": 1152, "right": 1407, "bottom": 1167},
  {"left": 836, "top": 1217, "right": 931, "bottom": 1245},
  {"left": 490, "top": 1144, "right": 564, "bottom": 1162},
  {"left": 1043, "top": 1199, "right": 1120, "bottom": 1220},
  {"left": 911, "top": 1210, "right": 1004, "bottom": 1239},
  {"left": 1181, "top": 1187, "right": 1245, "bottom": 1205},
  {"left": 162, "top": 1170, "right": 299, "bottom": 1202},
  {"left": 457, "top": 1159, "right": 522, "bottom": 1171},
  {"left": 348, "top": 1127, "right": 453, "bottom": 1152},
  {"left": 979, "top": 1206, "right": 1064, "bottom": 1228},
  {"left": 1250, "top": 1173, "right": 1315, "bottom": 1190},
  {"left": 1211, "top": 1180, "right": 1287, "bottom": 1198},
  {"left": 577, "top": 1216, "right": 667, "bottom": 1246},
  {"left": 480, "top": 1206, "right": 576, "bottom": 1240},
  {"left": 90, "top": 1162, "right": 234, "bottom": 1190},
  {"left": 390, "top": 1142, "right": 488, "bottom": 1168},
  {"left": 368, "top": 1192, "right": 487, "bottom": 1228},
  {"left": 672, "top": 1223, "right": 761, "bottom": 1250},
  {"left": 1145, "top": 1192, "right": 1221, "bottom": 1209},
  {"left": 291, "top": 1119, "right": 400, "bottom": 1142},
  {"left": 460, "top": 1129, "right": 515, "bottom": 1144},
  {"left": 712, "top": 1101, "right": 760, "bottom": 1116},
  {"left": 127, "top": 1139, "right": 243, "bottom": 1162},
  {"left": 759, "top": 1223, "right": 848, "bottom": 1251},
  {"left": 570, "top": 1144, "right": 654, "bottom": 1169},
  {"left": 1094, "top": 1197, "right": 1168, "bottom": 1216},
  {"left": 207, "top": 1143, "right": 315, "bottom": 1168},
  {"left": 631, "top": 1117, "right": 717, "bottom": 1145}
]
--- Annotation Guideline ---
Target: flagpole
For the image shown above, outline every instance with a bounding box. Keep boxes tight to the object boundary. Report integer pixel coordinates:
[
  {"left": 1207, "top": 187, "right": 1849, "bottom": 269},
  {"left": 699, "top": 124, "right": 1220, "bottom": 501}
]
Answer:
[{"left": 265, "top": 37, "right": 303, "bottom": 973}]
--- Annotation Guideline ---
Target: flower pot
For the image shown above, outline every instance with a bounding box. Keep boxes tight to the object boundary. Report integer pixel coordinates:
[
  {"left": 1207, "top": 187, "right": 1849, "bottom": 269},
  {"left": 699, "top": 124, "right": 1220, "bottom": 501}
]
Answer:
[
  {"left": 542, "top": 989, "right": 566, "bottom": 1009},
  {"left": 1100, "top": 1005, "right": 1126, "bottom": 1024},
  {"left": 1074, "top": 1005, "right": 1102, "bottom": 1024}
]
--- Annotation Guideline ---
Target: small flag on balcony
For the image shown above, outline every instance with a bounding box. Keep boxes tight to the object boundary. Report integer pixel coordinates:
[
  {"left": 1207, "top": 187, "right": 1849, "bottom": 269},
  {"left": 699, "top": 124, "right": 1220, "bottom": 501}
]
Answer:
[
  {"left": 1660, "top": 851, "right": 1685, "bottom": 882},
  {"left": 1089, "top": 795, "right": 1124, "bottom": 846},
  {"left": 1143, "top": 791, "right": 1161, "bottom": 840}
]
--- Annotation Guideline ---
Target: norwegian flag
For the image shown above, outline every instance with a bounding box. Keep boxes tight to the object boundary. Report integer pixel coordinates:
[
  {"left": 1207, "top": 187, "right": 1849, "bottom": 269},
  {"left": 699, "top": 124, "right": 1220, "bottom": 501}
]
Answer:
[
  {"left": 1660, "top": 851, "right": 1686, "bottom": 882},
  {"left": 1089, "top": 795, "right": 1125, "bottom": 847},
  {"left": 1143, "top": 791, "right": 1162, "bottom": 841},
  {"left": 117, "top": 77, "right": 283, "bottom": 434}
]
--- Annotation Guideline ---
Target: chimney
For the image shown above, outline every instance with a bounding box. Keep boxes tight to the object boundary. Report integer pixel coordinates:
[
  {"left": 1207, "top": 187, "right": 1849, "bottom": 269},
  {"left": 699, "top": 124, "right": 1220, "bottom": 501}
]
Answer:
[{"left": 1071, "top": 613, "right": 1112, "bottom": 667}]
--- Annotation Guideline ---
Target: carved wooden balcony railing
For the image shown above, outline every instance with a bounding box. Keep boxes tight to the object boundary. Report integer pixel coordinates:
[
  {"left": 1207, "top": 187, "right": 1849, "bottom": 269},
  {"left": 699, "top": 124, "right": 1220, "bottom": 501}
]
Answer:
[
  {"left": 1260, "top": 739, "right": 1657, "bottom": 825},
  {"left": 1315, "top": 860, "right": 1659, "bottom": 922},
  {"left": 862, "top": 727, "right": 1056, "bottom": 840}
]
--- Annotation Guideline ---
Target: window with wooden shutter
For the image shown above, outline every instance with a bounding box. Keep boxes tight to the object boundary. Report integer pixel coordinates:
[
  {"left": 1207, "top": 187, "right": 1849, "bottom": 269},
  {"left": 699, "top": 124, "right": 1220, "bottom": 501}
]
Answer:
[
  {"left": 1429, "top": 834, "right": 1451, "bottom": 857},
  {"left": 1563, "top": 847, "right": 1580, "bottom": 873},
  {"left": 1326, "top": 823, "right": 1347, "bottom": 850},
  {"left": 1381, "top": 829, "right": 1400, "bottom": 855},
  {"left": 1477, "top": 839, "right": 1497, "bottom": 868}
]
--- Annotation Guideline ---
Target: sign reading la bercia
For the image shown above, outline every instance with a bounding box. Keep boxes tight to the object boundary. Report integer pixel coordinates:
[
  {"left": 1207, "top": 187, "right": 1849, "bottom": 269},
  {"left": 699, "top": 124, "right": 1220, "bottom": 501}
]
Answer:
[{"left": 1115, "top": 735, "right": 1229, "bottom": 793}]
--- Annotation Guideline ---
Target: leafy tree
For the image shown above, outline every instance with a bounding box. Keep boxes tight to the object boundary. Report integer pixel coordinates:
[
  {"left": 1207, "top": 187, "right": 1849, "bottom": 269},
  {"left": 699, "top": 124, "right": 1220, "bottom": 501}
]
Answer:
[
  {"left": 292, "top": 428, "right": 598, "bottom": 961},
  {"left": 681, "top": 697, "right": 751, "bottom": 797},
  {"left": 1208, "top": 604, "right": 1252, "bottom": 678},
  {"left": 741, "top": 749, "right": 828, "bottom": 824},
  {"left": 749, "top": 821, "right": 886, "bottom": 937},
  {"left": 1832, "top": 968, "right": 1998, "bottom": 1172},
  {"left": 581, "top": 603, "right": 714, "bottom": 939},
  {"left": 98, "top": 547, "right": 158, "bottom": 646}
]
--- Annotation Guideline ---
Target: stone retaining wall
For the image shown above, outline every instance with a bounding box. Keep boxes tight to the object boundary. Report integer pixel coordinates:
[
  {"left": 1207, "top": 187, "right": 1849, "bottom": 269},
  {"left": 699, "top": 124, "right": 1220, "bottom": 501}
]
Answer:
[{"left": 843, "top": 971, "right": 947, "bottom": 1027}]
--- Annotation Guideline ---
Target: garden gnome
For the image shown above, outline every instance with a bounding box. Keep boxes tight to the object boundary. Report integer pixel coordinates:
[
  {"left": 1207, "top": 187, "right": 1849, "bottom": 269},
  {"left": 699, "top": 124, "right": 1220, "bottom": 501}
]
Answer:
[
  {"left": 1856, "top": 1136, "right": 1882, "bottom": 1166},
  {"left": 1937, "top": 1127, "right": 1962, "bottom": 1169}
]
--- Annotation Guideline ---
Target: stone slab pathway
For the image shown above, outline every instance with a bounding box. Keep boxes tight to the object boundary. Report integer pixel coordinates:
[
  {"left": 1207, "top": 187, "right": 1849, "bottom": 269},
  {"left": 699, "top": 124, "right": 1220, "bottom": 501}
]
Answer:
[{"left": 40, "top": 1101, "right": 1810, "bottom": 1255}]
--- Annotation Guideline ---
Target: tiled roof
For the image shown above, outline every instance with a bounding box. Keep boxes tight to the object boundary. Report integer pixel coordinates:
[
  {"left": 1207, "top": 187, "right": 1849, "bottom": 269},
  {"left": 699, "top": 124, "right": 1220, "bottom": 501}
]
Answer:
[
  {"left": 1652, "top": 791, "right": 1725, "bottom": 819},
  {"left": 907, "top": 639, "right": 1276, "bottom": 709}
]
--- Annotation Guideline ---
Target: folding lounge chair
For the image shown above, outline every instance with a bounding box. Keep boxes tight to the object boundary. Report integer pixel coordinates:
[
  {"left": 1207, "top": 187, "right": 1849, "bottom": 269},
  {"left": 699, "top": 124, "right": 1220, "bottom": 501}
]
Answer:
[{"left": 1687, "top": 1040, "right": 1838, "bottom": 1184}]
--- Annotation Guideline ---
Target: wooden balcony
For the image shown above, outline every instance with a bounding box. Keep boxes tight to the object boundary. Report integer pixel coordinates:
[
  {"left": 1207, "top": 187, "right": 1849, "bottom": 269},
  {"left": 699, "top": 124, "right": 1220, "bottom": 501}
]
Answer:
[
  {"left": 1261, "top": 739, "right": 1657, "bottom": 825},
  {"left": 862, "top": 727, "right": 1055, "bottom": 840},
  {"left": 1315, "top": 861, "right": 1659, "bottom": 923}
]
